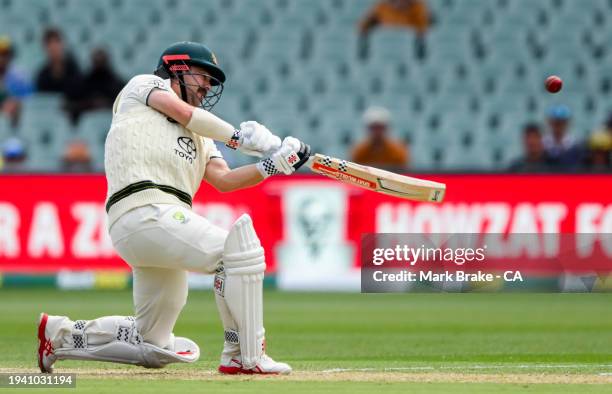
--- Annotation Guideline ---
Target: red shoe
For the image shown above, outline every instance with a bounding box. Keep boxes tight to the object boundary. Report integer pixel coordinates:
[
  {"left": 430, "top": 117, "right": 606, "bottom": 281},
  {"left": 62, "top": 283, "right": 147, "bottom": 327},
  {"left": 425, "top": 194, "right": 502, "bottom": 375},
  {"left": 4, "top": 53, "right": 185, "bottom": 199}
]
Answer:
[
  {"left": 218, "top": 357, "right": 244, "bottom": 374},
  {"left": 218, "top": 354, "right": 292, "bottom": 375},
  {"left": 37, "top": 313, "right": 57, "bottom": 373}
]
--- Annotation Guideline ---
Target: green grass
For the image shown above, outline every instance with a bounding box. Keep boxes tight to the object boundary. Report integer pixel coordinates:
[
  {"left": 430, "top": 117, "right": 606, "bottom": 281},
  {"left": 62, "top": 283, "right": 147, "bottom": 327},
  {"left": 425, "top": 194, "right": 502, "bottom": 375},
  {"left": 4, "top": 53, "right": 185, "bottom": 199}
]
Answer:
[
  {"left": 1, "top": 289, "right": 612, "bottom": 392},
  {"left": 5, "top": 381, "right": 610, "bottom": 394},
  {"left": 8, "top": 381, "right": 612, "bottom": 394}
]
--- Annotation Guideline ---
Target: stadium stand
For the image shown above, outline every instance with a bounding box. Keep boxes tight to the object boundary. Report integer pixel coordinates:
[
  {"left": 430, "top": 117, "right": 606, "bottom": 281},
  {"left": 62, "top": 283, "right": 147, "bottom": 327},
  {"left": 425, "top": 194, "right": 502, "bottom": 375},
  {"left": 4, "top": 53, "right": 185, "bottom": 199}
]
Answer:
[{"left": 0, "top": 0, "right": 610, "bottom": 171}]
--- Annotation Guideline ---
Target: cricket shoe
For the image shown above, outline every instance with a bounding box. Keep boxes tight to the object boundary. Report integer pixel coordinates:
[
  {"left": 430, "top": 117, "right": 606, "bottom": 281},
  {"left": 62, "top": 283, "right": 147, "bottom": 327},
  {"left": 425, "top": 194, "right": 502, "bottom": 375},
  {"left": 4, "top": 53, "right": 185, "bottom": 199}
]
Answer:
[
  {"left": 218, "top": 354, "right": 292, "bottom": 375},
  {"left": 37, "top": 313, "right": 59, "bottom": 373}
]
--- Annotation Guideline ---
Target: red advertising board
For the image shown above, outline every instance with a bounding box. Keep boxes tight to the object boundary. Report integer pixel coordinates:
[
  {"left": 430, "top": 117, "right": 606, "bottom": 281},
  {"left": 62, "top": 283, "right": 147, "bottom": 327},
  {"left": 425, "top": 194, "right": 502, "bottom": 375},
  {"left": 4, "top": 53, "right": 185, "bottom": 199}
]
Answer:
[{"left": 0, "top": 174, "right": 610, "bottom": 273}]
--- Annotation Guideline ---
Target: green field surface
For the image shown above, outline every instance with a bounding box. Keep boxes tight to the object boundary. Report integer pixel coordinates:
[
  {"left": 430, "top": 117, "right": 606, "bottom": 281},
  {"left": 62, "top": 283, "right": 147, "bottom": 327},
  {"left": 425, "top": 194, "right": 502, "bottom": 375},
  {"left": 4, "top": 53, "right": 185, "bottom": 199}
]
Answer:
[{"left": 1, "top": 289, "right": 611, "bottom": 393}]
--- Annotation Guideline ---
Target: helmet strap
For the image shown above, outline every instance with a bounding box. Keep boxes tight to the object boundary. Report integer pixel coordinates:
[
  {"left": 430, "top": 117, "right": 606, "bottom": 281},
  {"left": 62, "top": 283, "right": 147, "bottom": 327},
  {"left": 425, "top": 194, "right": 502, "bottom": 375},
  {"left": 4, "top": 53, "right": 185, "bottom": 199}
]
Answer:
[
  {"left": 176, "top": 71, "right": 188, "bottom": 102},
  {"left": 162, "top": 55, "right": 191, "bottom": 103}
]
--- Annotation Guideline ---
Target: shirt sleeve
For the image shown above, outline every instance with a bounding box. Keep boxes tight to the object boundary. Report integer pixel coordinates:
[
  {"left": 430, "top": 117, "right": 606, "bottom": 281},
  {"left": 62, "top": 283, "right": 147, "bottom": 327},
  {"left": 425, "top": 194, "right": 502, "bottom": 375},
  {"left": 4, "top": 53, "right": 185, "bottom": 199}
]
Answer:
[
  {"left": 207, "top": 140, "right": 224, "bottom": 161},
  {"left": 200, "top": 137, "right": 224, "bottom": 166},
  {"left": 123, "top": 74, "right": 169, "bottom": 107}
]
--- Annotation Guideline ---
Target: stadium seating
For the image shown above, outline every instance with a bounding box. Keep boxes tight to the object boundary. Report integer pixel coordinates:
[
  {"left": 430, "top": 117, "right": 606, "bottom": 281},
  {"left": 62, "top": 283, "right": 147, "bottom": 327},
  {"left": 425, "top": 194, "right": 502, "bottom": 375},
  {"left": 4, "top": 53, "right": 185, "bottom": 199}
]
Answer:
[{"left": 0, "top": 0, "right": 610, "bottom": 171}]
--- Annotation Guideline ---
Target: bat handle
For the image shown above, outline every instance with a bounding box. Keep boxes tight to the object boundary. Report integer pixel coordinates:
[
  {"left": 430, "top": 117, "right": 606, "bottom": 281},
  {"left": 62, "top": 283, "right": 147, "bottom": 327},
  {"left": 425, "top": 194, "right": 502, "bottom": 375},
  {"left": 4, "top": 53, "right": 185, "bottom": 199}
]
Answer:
[{"left": 305, "top": 155, "right": 316, "bottom": 169}]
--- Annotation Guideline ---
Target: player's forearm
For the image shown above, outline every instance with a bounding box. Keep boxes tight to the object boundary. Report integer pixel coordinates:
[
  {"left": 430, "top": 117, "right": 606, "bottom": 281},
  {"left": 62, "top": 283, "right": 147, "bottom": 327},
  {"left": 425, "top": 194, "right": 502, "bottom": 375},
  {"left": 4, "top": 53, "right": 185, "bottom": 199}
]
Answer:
[
  {"left": 210, "top": 164, "right": 264, "bottom": 193},
  {"left": 186, "top": 107, "right": 239, "bottom": 144},
  {"left": 148, "top": 89, "right": 237, "bottom": 144}
]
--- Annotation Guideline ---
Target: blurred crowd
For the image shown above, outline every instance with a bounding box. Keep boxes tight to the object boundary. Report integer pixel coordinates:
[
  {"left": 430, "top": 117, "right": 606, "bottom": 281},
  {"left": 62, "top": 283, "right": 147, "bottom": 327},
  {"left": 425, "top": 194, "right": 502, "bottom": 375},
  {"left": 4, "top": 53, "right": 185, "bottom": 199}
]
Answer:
[
  {"left": 37, "top": 28, "right": 124, "bottom": 124},
  {"left": 351, "top": 0, "right": 611, "bottom": 173},
  {"left": 508, "top": 106, "right": 612, "bottom": 173},
  {"left": 0, "top": 27, "right": 123, "bottom": 172},
  {"left": 1, "top": 27, "right": 124, "bottom": 124},
  {"left": 1, "top": 0, "right": 610, "bottom": 173},
  {"left": 351, "top": 103, "right": 612, "bottom": 173}
]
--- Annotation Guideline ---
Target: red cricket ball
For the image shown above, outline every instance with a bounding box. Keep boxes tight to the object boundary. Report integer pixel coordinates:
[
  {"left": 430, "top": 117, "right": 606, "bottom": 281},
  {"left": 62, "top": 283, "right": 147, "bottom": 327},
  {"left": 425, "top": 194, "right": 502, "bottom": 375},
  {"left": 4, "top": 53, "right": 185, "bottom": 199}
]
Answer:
[{"left": 545, "top": 75, "right": 563, "bottom": 93}]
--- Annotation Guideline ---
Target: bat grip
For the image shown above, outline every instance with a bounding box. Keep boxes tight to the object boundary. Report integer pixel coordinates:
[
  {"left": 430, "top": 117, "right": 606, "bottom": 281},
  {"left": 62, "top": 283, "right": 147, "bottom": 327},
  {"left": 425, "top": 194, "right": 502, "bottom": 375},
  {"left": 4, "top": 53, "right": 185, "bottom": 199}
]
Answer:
[{"left": 305, "top": 155, "right": 316, "bottom": 169}]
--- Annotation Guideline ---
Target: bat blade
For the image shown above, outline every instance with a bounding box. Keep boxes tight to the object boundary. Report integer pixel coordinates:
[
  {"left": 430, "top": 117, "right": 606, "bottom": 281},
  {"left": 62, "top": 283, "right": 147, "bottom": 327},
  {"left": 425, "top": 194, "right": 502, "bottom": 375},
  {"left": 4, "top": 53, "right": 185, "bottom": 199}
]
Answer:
[{"left": 306, "top": 153, "right": 446, "bottom": 203}]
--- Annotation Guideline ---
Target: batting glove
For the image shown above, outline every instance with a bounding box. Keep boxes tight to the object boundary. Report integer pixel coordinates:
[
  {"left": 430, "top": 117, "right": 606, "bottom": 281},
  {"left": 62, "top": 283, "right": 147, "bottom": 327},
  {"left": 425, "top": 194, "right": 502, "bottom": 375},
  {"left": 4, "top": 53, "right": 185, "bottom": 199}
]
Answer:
[
  {"left": 226, "top": 121, "right": 281, "bottom": 157},
  {"left": 256, "top": 137, "right": 311, "bottom": 178}
]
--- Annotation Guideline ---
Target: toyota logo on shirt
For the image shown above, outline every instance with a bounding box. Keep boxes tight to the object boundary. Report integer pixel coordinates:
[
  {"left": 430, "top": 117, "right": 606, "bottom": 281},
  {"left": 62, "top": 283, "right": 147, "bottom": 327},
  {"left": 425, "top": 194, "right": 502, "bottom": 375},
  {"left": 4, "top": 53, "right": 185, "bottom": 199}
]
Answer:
[{"left": 175, "top": 136, "right": 197, "bottom": 164}]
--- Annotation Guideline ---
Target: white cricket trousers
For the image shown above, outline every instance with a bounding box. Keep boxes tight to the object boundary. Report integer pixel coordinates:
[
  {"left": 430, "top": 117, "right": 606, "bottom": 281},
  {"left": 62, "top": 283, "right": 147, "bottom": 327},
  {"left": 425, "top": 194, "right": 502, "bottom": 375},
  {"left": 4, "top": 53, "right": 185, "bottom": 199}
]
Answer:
[{"left": 108, "top": 203, "right": 228, "bottom": 349}]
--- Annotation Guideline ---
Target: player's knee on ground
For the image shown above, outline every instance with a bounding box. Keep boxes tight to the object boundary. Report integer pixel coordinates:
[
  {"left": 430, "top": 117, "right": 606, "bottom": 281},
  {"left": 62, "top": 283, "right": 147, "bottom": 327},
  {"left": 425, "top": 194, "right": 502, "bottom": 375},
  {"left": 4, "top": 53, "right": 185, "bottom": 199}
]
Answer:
[
  {"left": 137, "top": 292, "right": 188, "bottom": 348},
  {"left": 132, "top": 268, "right": 188, "bottom": 348}
]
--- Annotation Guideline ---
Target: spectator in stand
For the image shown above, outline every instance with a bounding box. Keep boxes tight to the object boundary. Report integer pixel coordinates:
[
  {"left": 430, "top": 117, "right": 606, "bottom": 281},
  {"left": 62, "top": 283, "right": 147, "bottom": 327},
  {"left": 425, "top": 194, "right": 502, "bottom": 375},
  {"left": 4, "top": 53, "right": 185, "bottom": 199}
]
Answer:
[
  {"left": 1, "top": 137, "right": 27, "bottom": 172},
  {"left": 0, "top": 36, "right": 34, "bottom": 127},
  {"left": 61, "top": 140, "right": 93, "bottom": 172},
  {"left": 583, "top": 113, "right": 612, "bottom": 172},
  {"left": 75, "top": 47, "right": 124, "bottom": 116},
  {"left": 358, "top": 0, "right": 430, "bottom": 60},
  {"left": 590, "top": 111, "right": 612, "bottom": 142},
  {"left": 35, "top": 28, "right": 83, "bottom": 124},
  {"left": 542, "top": 105, "right": 582, "bottom": 170},
  {"left": 583, "top": 132, "right": 611, "bottom": 172},
  {"left": 508, "top": 123, "right": 554, "bottom": 172},
  {"left": 350, "top": 106, "right": 409, "bottom": 171}
]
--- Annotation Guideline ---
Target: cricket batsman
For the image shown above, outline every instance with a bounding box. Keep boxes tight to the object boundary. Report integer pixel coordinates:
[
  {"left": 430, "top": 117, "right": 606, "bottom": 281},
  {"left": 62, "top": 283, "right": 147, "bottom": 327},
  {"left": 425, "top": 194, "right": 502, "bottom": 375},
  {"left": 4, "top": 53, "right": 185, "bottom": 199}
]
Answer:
[{"left": 37, "top": 42, "right": 311, "bottom": 375}]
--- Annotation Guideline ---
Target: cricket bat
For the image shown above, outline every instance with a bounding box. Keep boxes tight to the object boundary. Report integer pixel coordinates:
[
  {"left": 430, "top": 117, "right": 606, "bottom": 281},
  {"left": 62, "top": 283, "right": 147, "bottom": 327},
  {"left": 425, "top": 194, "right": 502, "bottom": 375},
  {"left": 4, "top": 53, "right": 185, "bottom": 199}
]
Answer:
[{"left": 306, "top": 153, "right": 446, "bottom": 203}]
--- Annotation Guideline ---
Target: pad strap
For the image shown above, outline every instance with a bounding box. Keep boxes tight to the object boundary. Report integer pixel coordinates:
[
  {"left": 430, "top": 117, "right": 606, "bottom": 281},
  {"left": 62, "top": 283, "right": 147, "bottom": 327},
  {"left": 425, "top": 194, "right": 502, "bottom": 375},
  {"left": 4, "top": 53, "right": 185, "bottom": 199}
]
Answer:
[
  {"left": 116, "top": 316, "right": 143, "bottom": 346},
  {"left": 224, "top": 329, "right": 240, "bottom": 345},
  {"left": 72, "top": 320, "right": 87, "bottom": 349}
]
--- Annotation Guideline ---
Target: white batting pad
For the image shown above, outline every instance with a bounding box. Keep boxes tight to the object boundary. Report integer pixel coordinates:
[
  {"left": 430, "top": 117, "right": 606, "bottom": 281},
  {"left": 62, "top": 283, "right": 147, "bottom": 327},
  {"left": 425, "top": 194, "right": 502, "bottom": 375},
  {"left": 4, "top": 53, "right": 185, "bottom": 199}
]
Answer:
[
  {"left": 52, "top": 315, "right": 199, "bottom": 368},
  {"left": 214, "top": 277, "right": 241, "bottom": 359},
  {"left": 221, "top": 214, "right": 266, "bottom": 369}
]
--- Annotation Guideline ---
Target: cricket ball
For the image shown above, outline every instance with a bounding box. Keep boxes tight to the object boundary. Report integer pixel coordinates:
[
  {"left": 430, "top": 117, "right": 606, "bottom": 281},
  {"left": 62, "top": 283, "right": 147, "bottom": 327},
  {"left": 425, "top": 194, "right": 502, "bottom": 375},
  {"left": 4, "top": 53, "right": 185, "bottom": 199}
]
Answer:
[{"left": 545, "top": 75, "right": 563, "bottom": 93}]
